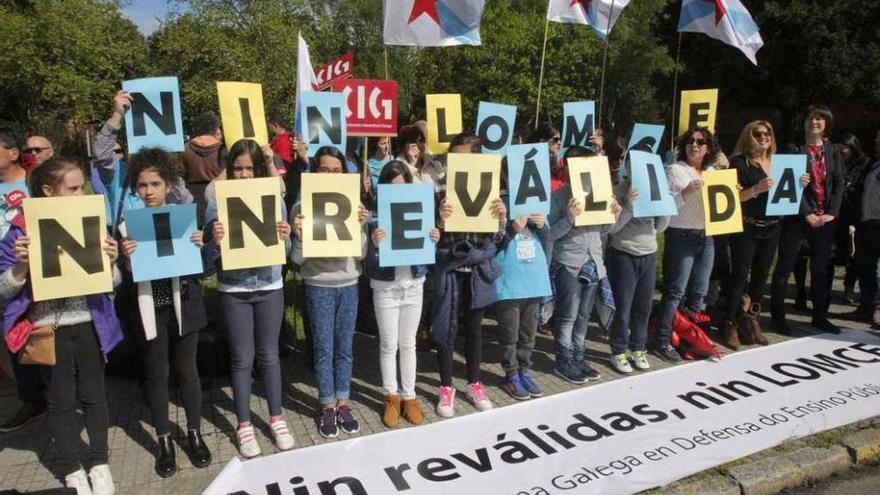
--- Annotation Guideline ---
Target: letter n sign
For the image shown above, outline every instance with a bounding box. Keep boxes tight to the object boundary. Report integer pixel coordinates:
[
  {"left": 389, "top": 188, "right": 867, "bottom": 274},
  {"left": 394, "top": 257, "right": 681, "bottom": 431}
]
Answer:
[
  {"left": 214, "top": 177, "right": 286, "bottom": 270},
  {"left": 122, "top": 77, "right": 185, "bottom": 153},
  {"left": 24, "top": 195, "right": 112, "bottom": 301}
]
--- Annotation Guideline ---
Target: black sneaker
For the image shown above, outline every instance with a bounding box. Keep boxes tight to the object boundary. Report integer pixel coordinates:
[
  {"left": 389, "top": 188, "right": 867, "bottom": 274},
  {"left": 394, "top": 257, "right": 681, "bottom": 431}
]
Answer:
[
  {"left": 770, "top": 320, "right": 793, "bottom": 336},
  {"left": 580, "top": 363, "right": 602, "bottom": 381},
  {"left": 654, "top": 344, "right": 682, "bottom": 363},
  {"left": 553, "top": 361, "right": 587, "bottom": 385},
  {"left": 336, "top": 405, "right": 360, "bottom": 434},
  {"left": 318, "top": 407, "right": 338, "bottom": 439},
  {"left": 812, "top": 318, "right": 841, "bottom": 335},
  {"left": 0, "top": 402, "right": 47, "bottom": 433}
]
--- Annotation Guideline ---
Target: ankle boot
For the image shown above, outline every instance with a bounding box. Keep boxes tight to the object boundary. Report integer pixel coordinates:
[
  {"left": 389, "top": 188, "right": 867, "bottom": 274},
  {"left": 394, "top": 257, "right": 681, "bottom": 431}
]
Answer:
[
  {"left": 187, "top": 429, "right": 212, "bottom": 468},
  {"left": 750, "top": 304, "right": 769, "bottom": 346},
  {"left": 402, "top": 398, "right": 424, "bottom": 425},
  {"left": 723, "top": 321, "right": 741, "bottom": 350},
  {"left": 155, "top": 434, "right": 177, "bottom": 478},
  {"left": 382, "top": 394, "right": 401, "bottom": 428},
  {"left": 737, "top": 296, "right": 755, "bottom": 345}
]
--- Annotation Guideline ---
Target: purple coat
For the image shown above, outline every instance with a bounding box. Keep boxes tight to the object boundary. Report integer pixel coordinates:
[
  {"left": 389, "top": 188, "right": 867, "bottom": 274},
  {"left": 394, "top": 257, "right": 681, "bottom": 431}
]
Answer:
[{"left": 0, "top": 217, "right": 123, "bottom": 358}]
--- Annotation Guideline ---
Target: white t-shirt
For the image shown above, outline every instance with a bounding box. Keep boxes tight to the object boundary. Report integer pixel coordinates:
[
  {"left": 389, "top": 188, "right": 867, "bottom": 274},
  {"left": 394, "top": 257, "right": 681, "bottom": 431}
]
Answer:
[{"left": 667, "top": 161, "right": 710, "bottom": 229}]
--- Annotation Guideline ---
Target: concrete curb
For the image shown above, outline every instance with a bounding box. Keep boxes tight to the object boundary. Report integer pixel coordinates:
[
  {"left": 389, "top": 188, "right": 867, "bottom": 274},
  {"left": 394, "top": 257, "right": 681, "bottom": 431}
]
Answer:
[{"left": 643, "top": 422, "right": 880, "bottom": 495}]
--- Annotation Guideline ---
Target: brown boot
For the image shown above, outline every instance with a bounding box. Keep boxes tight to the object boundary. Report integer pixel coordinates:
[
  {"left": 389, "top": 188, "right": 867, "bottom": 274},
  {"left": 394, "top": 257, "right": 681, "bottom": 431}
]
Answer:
[
  {"left": 750, "top": 303, "right": 769, "bottom": 346},
  {"left": 723, "top": 320, "right": 741, "bottom": 350},
  {"left": 402, "top": 398, "right": 424, "bottom": 425},
  {"left": 737, "top": 295, "right": 756, "bottom": 344},
  {"left": 383, "top": 394, "right": 401, "bottom": 428}
]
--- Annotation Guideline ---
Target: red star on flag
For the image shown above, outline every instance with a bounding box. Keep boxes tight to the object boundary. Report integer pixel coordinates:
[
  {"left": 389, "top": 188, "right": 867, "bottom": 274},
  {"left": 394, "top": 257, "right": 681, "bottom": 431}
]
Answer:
[
  {"left": 408, "top": 0, "right": 440, "bottom": 25},
  {"left": 701, "top": 0, "right": 727, "bottom": 25},
  {"left": 570, "top": 0, "right": 594, "bottom": 13}
]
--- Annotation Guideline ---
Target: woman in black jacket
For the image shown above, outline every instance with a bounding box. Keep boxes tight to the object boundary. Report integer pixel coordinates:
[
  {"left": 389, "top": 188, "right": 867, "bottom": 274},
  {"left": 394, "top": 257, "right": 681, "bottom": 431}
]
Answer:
[{"left": 770, "top": 105, "right": 844, "bottom": 335}]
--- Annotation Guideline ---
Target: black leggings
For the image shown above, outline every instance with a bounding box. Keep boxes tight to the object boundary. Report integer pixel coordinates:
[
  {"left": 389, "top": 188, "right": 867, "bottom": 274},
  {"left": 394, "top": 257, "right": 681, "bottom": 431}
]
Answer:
[
  {"left": 41, "top": 322, "right": 108, "bottom": 477},
  {"left": 725, "top": 225, "right": 779, "bottom": 320},
  {"left": 436, "top": 272, "right": 484, "bottom": 387},
  {"left": 144, "top": 306, "right": 201, "bottom": 436}
]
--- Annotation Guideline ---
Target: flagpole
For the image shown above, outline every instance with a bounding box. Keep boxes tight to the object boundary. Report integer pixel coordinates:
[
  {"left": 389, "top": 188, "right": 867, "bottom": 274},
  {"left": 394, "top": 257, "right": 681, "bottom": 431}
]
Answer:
[
  {"left": 534, "top": 12, "right": 551, "bottom": 129},
  {"left": 597, "top": 0, "right": 617, "bottom": 128},
  {"left": 670, "top": 32, "right": 683, "bottom": 154},
  {"left": 384, "top": 46, "right": 390, "bottom": 80}
]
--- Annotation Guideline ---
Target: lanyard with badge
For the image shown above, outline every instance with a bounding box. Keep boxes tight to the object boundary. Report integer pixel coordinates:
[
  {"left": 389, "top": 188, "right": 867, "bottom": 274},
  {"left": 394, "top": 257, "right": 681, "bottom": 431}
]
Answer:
[{"left": 515, "top": 229, "right": 536, "bottom": 263}]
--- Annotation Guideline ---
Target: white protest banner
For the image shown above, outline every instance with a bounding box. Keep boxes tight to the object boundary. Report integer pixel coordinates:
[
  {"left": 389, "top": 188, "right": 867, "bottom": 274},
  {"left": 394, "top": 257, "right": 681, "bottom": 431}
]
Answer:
[{"left": 205, "top": 331, "right": 880, "bottom": 495}]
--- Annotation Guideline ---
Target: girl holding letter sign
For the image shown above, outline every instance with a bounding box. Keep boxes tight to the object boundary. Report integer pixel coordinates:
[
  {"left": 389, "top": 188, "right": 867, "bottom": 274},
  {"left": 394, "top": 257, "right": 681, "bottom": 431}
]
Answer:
[
  {"left": 366, "top": 161, "right": 440, "bottom": 428},
  {"left": 547, "top": 146, "right": 621, "bottom": 384},
  {"left": 606, "top": 163, "right": 670, "bottom": 374},
  {"left": 291, "top": 146, "right": 370, "bottom": 439},
  {"left": 0, "top": 159, "right": 122, "bottom": 495},
  {"left": 202, "top": 139, "right": 294, "bottom": 458},
  {"left": 433, "top": 132, "right": 507, "bottom": 418},
  {"left": 493, "top": 160, "right": 551, "bottom": 400},
  {"left": 117, "top": 149, "right": 212, "bottom": 478}
]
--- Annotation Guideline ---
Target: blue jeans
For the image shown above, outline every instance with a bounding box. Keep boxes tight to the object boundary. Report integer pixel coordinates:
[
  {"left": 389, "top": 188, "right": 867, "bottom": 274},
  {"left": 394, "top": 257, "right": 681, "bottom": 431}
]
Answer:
[
  {"left": 656, "top": 228, "right": 714, "bottom": 345},
  {"left": 305, "top": 284, "right": 359, "bottom": 406},
  {"left": 553, "top": 263, "right": 598, "bottom": 363}
]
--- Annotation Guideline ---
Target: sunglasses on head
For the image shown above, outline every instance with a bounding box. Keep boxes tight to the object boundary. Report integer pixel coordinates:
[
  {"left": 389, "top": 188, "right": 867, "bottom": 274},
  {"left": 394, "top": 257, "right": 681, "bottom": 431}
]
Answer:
[
  {"left": 686, "top": 138, "right": 707, "bottom": 147},
  {"left": 23, "top": 146, "right": 51, "bottom": 154},
  {"left": 752, "top": 130, "right": 772, "bottom": 138}
]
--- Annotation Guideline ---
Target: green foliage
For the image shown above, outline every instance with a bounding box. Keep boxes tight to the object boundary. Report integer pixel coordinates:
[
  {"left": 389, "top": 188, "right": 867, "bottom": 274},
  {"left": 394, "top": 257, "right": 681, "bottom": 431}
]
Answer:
[
  {"left": 2, "top": 0, "right": 878, "bottom": 144},
  {"left": 0, "top": 0, "right": 149, "bottom": 134}
]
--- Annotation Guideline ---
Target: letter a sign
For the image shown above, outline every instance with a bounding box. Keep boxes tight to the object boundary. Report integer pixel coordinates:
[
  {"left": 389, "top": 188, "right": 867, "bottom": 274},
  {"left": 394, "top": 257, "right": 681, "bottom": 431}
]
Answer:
[{"left": 331, "top": 79, "right": 399, "bottom": 137}]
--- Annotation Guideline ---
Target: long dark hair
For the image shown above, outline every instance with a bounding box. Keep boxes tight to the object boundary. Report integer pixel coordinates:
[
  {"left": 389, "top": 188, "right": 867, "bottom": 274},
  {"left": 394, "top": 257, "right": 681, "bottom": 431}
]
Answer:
[
  {"left": 313, "top": 146, "right": 347, "bottom": 172},
  {"left": 838, "top": 132, "right": 864, "bottom": 163},
  {"left": 378, "top": 160, "right": 413, "bottom": 185},
  {"left": 226, "top": 139, "right": 269, "bottom": 179}
]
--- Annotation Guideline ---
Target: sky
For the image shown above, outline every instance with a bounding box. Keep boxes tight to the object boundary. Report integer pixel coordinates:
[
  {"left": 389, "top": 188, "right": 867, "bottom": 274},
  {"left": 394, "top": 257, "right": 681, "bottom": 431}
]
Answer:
[{"left": 121, "top": 0, "right": 187, "bottom": 36}]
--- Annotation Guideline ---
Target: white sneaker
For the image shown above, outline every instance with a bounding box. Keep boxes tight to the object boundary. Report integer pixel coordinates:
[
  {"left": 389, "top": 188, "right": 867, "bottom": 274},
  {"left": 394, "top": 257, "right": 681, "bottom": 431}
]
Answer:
[
  {"left": 466, "top": 382, "right": 494, "bottom": 411},
  {"left": 236, "top": 425, "right": 262, "bottom": 458},
  {"left": 628, "top": 350, "right": 651, "bottom": 371},
  {"left": 435, "top": 386, "right": 456, "bottom": 418},
  {"left": 270, "top": 419, "right": 295, "bottom": 451},
  {"left": 65, "top": 468, "right": 93, "bottom": 495},
  {"left": 611, "top": 353, "right": 633, "bottom": 374},
  {"left": 88, "top": 464, "right": 115, "bottom": 495}
]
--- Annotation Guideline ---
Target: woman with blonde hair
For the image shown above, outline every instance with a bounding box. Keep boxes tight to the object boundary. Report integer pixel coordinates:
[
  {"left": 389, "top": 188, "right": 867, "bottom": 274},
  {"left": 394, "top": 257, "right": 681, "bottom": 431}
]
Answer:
[{"left": 723, "top": 120, "right": 808, "bottom": 348}]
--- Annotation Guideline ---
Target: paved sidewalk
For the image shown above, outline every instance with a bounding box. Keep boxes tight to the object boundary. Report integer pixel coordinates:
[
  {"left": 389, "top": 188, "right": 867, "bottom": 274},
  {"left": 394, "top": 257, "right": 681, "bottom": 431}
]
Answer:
[{"left": 0, "top": 290, "right": 876, "bottom": 494}]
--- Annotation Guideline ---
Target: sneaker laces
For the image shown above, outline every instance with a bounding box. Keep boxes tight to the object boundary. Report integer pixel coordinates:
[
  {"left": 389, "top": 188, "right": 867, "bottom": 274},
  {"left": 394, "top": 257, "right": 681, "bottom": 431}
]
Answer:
[
  {"left": 439, "top": 386, "right": 454, "bottom": 406},
  {"left": 337, "top": 405, "right": 355, "bottom": 423},
  {"left": 469, "top": 382, "right": 488, "bottom": 402},
  {"left": 320, "top": 407, "right": 336, "bottom": 425},
  {"left": 615, "top": 354, "right": 629, "bottom": 366}
]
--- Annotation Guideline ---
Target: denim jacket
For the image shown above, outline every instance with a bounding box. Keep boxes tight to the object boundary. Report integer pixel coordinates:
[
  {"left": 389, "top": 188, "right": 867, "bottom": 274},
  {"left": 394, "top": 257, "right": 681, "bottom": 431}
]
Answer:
[{"left": 202, "top": 198, "right": 290, "bottom": 291}]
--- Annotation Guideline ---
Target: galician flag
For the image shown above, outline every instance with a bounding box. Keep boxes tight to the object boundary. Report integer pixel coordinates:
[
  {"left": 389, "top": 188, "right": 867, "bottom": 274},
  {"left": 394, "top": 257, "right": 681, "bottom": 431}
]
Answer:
[
  {"left": 678, "top": 0, "right": 764, "bottom": 65},
  {"left": 383, "top": 0, "right": 486, "bottom": 46},
  {"left": 547, "top": 0, "right": 632, "bottom": 40},
  {"left": 294, "top": 32, "right": 318, "bottom": 136}
]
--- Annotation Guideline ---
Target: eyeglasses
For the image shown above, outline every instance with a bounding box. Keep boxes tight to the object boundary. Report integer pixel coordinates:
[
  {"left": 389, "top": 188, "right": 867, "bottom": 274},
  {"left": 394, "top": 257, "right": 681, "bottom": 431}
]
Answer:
[
  {"left": 549, "top": 136, "right": 561, "bottom": 143},
  {"left": 752, "top": 130, "right": 772, "bottom": 138},
  {"left": 113, "top": 148, "right": 124, "bottom": 154},
  {"left": 686, "top": 138, "right": 707, "bottom": 147},
  {"left": 23, "top": 146, "right": 51, "bottom": 154}
]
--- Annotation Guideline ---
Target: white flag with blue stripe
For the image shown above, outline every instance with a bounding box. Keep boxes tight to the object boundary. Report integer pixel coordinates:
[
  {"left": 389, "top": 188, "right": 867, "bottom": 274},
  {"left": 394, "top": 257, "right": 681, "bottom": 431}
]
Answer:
[
  {"left": 678, "top": 0, "right": 764, "bottom": 65},
  {"left": 383, "top": 0, "right": 485, "bottom": 47},
  {"left": 547, "top": 0, "right": 632, "bottom": 40}
]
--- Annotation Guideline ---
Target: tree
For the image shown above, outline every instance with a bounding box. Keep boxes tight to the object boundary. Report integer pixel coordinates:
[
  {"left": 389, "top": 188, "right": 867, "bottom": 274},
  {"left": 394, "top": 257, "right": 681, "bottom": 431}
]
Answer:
[{"left": 0, "top": 0, "right": 150, "bottom": 135}]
